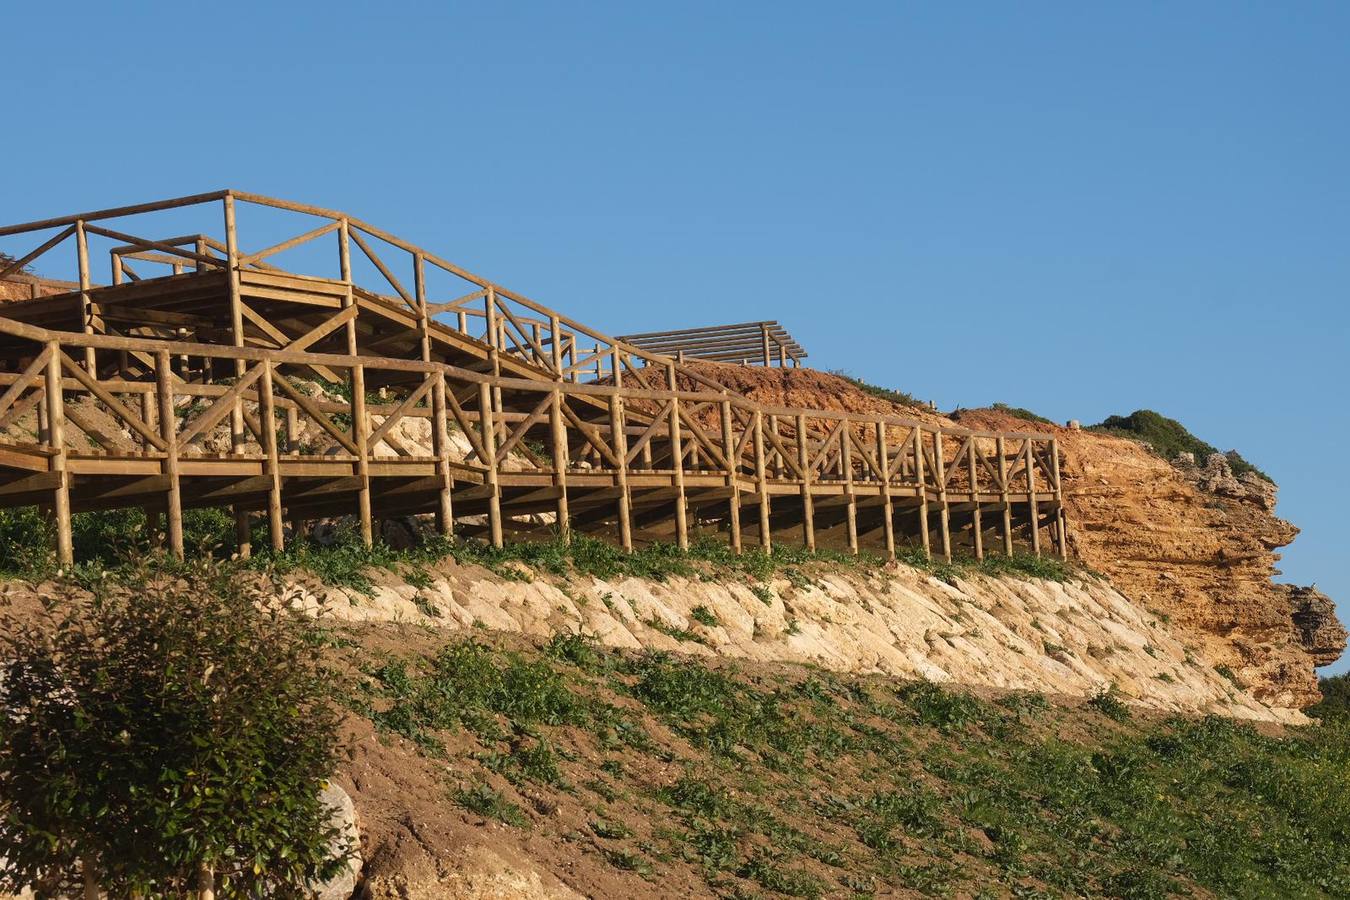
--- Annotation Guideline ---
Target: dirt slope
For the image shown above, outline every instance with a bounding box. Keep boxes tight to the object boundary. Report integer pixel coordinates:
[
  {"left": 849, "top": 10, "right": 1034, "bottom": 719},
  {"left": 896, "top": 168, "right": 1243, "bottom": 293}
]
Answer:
[{"left": 665, "top": 362, "right": 1343, "bottom": 708}]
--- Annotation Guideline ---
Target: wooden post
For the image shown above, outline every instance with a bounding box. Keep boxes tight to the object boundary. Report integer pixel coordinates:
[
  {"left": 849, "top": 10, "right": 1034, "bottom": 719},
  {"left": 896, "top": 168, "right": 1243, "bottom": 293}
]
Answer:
[
  {"left": 997, "top": 436, "right": 1014, "bottom": 556},
  {"left": 841, "top": 422, "right": 858, "bottom": 555},
  {"left": 433, "top": 371, "right": 454, "bottom": 536},
  {"left": 915, "top": 428, "right": 931, "bottom": 560},
  {"left": 968, "top": 438, "right": 984, "bottom": 560},
  {"left": 260, "top": 361, "right": 284, "bottom": 553},
  {"left": 156, "top": 349, "right": 183, "bottom": 559},
  {"left": 550, "top": 314, "right": 563, "bottom": 376},
  {"left": 721, "top": 399, "right": 742, "bottom": 554},
  {"left": 478, "top": 381, "right": 503, "bottom": 548},
  {"left": 75, "top": 220, "right": 96, "bottom": 373},
  {"left": 760, "top": 324, "right": 771, "bottom": 366},
  {"left": 1051, "top": 437, "right": 1068, "bottom": 560},
  {"left": 753, "top": 409, "right": 771, "bottom": 551},
  {"left": 485, "top": 288, "right": 504, "bottom": 431},
  {"left": 609, "top": 393, "right": 633, "bottom": 551},
  {"left": 876, "top": 421, "right": 895, "bottom": 560},
  {"left": 934, "top": 431, "right": 952, "bottom": 561},
  {"left": 1026, "top": 440, "right": 1041, "bottom": 557},
  {"left": 45, "top": 341, "right": 72, "bottom": 566},
  {"left": 795, "top": 413, "right": 815, "bottom": 552},
  {"left": 338, "top": 220, "right": 373, "bottom": 547},
  {"left": 668, "top": 397, "right": 689, "bottom": 550},
  {"left": 223, "top": 196, "right": 251, "bottom": 557},
  {"left": 550, "top": 389, "right": 569, "bottom": 541},
  {"left": 416, "top": 255, "right": 454, "bottom": 536}
]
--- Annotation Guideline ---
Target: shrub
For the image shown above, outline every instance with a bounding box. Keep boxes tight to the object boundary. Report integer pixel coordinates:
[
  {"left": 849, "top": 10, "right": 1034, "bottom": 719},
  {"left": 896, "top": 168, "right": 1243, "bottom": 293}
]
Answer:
[
  {"left": 1090, "top": 409, "right": 1271, "bottom": 483},
  {"left": 826, "top": 370, "right": 922, "bottom": 409},
  {"left": 0, "top": 559, "right": 352, "bottom": 896},
  {"left": 992, "top": 402, "right": 1054, "bottom": 425},
  {"left": 1309, "top": 673, "right": 1350, "bottom": 721}
]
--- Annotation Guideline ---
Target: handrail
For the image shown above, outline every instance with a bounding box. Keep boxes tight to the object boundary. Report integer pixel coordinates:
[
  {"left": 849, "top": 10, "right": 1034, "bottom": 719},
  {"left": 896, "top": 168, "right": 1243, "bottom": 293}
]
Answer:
[{"left": 0, "top": 314, "right": 1052, "bottom": 442}]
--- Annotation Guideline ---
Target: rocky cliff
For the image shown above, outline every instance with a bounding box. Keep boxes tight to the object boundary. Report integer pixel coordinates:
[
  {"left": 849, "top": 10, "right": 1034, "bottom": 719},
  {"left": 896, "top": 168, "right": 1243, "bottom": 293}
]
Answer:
[{"left": 661, "top": 362, "right": 1344, "bottom": 708}]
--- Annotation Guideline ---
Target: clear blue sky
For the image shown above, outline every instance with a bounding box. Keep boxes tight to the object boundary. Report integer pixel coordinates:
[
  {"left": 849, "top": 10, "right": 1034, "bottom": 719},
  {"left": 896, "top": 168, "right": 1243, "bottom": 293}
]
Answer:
[{"left": 4, "top": 3, "right": 1347, "bottom": 671}]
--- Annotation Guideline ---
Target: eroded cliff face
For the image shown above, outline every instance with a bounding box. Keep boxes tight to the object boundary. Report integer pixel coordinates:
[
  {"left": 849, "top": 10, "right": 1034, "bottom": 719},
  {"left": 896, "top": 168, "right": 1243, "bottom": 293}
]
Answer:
[{"left": 668, "top": 362, "right": 1343, "bottom": 707}]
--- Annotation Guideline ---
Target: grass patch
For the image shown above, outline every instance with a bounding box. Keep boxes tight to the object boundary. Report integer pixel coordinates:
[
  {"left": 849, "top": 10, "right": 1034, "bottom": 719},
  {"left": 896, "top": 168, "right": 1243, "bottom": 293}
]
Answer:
[{"left": 349, "top": 626, "right": 1350, "bottom": 898}]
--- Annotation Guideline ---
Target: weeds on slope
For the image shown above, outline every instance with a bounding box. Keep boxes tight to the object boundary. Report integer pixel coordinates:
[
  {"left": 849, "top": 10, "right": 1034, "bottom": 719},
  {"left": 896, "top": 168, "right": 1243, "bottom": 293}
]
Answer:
[{"left": 355, "top": 632, "right": 1350, "bottom": 899}]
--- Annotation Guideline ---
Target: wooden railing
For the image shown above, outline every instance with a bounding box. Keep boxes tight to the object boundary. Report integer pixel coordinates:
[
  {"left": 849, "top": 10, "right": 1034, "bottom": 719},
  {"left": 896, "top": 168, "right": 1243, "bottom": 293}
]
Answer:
[
  {"left": 0, "top": 314, "right": 1065, "bottom": 566},
  {"left": 0, "top": 190, "right": 1067, "bottom": 567}
]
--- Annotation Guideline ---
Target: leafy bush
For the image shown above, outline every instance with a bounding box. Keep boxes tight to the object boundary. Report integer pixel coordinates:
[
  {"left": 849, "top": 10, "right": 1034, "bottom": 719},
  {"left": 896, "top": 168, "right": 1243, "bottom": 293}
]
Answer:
[
  {"left": 0, "top": 559, "right": 351, "bottom": 896},
  {"left": 1090, "top": 409, "right": 1272, "bottom": 483},
  {"left": 1309, "top": 673, "right": 1350, "bottom": 721}
]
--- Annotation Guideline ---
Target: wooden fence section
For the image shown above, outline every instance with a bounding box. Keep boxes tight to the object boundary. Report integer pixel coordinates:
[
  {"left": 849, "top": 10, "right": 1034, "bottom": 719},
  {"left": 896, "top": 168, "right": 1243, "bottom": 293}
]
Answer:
[
  {"left": 617, "top": 321, "right": 806, "bottom": 367},
  {"left": 0, "top": 190, "right": 1067, "bottom": 567}
]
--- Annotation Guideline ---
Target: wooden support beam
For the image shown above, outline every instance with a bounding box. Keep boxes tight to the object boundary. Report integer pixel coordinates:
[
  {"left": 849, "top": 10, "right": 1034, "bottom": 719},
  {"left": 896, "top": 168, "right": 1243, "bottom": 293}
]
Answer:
[
  {"left": 550, "top": 389, "right": 570, "bottom": 541},
  {"left": 223, "top": 195, "right": 252, "bottom": 558},
  {"left": 259, "top": 361, "right": 284, "bottom": 552},
  {"left": 877, "top": 421, "right": 894, "bottom": 560},
  {"left": 933, "top": 431, "right": 952, "bottom": 561},
  {"left": 997, "top": 436, "right": 1014, "bottom": 556},
  {"left": 753, "top": 409, "right": 771, "bottom": 552},
  {"left": 1051, "top": 437, "right": 1068, "bottom": 560},
  {"left": 155, "top": 349, "right": 183, "bottom": 558},
  {"left": 968, "top": 437, "right": 983, "bottom": 560},
  {"left": 668, "top": 393, "right": 689, "bottom": 550},
  {"left": 340, "top": 218, "right": 372, "bottom": 550},
  {"left": 721, "top": 399, "right": 742, "bottom": 554},
  {"left": 841, "top": 424, "right": 858, "bottom": 555},
  {"left": 796, "top": 413, "right": 815, "bottom": 552},
  {"left": 915, "top": 428, "right": 931, "bottom": 560},
  {"left": 43, "top": 342, "right": 72, "bottom": 565},
  {"left": 479, "top": 381, "right": 503, "bottom": 548},
  {"left": 610, "top": 393, "right": 633, "bottom": 551},
  {"left": 76, "top": 220, "right": 97, "bottom": 373},
  {"left": 1026, "top": 440, "right": 1041, "bottom": 557}
]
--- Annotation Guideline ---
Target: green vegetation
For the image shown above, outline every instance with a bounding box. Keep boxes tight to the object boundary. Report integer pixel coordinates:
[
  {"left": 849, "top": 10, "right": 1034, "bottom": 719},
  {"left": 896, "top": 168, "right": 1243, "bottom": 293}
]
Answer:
[
  {"left": 1310, "top": 673, "right": 1350, "bottom": 721},
  {"left": 1, "top": 498, "right": 1088, "bottom": 599},
  {"left": 358, "top": 631, "right": 1350, "bottom": 898},
  {"left": 0, "top": 505, "right": 235, "bottom": 579},
  {"left": 827, "top": 370, "right": 922, "bottom": 409},
  {"left": 0, "top": 560, "right": 351, "bottom": 896},
  {"left": 1090, "top": 408, "right": 1273, "bottom": 483},
  {"left": 992, "top": 402, "right": 1055, "bottom": 425}
]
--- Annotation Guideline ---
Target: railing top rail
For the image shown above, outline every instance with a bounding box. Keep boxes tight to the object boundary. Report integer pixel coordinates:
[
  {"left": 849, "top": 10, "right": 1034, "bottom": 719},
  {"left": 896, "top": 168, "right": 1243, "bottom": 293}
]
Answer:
[
  {"left": 0, "top": 314, "right": 1058, "bottom": 445},
  {"left": 0, "top": 191, "right": 231, "bottom": 238}
]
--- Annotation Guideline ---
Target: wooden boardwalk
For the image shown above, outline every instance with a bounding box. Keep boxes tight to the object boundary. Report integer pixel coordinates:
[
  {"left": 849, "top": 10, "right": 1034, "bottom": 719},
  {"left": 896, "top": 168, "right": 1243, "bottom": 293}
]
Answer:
[{"left": 0, "top": 191, "right": 1067, "bottom": 565}]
